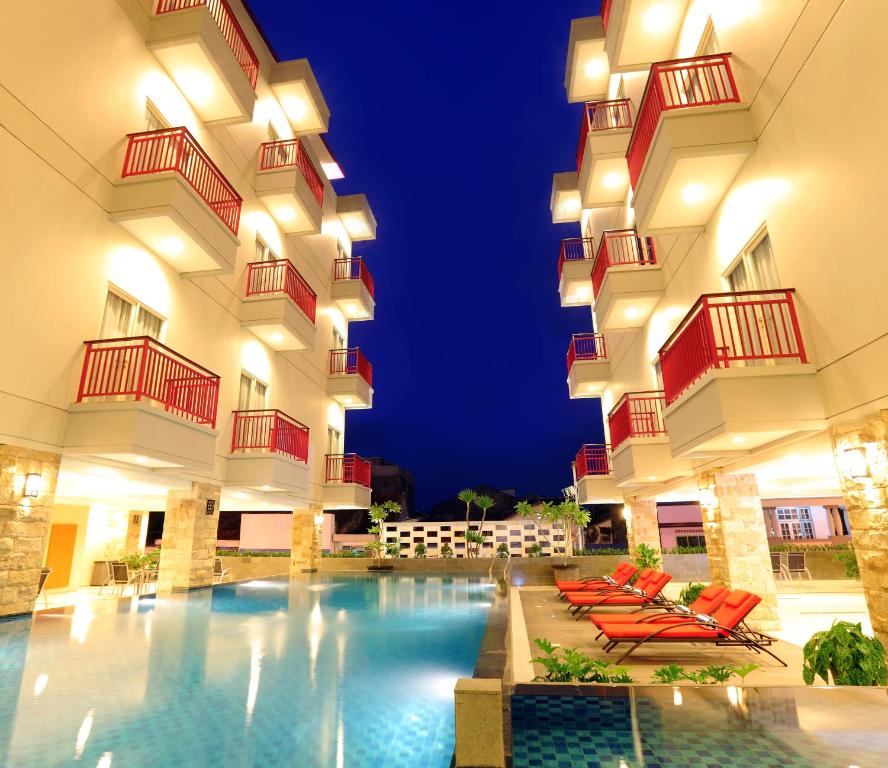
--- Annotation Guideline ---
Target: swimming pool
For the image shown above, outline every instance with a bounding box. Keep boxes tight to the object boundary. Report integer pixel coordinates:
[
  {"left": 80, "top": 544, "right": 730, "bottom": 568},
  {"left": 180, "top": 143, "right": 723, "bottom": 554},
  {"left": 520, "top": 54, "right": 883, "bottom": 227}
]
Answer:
[{"left": 0, "top": 574, "right": 493, "bottom": 767}]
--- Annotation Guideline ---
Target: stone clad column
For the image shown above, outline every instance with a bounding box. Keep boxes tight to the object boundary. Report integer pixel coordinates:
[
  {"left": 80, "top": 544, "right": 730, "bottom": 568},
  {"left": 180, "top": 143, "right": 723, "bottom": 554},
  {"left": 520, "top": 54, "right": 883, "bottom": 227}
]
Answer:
[
  {"left": 697, "top": 470, "right": 780, "bottom": 630},
  {"left": 830, "top": 410, "right": 888, "bottom": 649},
  {"left": 291, "top": 504, "right": 322, "bottom": 576},
  {"left": 0, "top": 445, "right": 61, "bottom": 617},
  {"left": 623, "top": 498, "right": 661, "bottom": 561},
  {"left": 157, "top": 482, "right": 220, "bottom": 592}
]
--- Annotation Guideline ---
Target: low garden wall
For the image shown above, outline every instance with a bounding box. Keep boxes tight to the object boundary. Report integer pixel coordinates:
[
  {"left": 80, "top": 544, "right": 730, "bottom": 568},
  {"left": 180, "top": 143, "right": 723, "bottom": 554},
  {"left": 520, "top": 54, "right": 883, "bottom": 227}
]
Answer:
[{"left": 219, "top": 556, "right": 289, "bottom": 581}]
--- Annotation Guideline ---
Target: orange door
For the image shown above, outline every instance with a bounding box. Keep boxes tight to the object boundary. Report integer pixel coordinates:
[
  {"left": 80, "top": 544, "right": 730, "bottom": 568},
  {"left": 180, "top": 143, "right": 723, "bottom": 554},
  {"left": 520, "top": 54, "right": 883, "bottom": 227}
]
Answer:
[{"left": 45, "top": 524, "right": 77, "bottom": 589}]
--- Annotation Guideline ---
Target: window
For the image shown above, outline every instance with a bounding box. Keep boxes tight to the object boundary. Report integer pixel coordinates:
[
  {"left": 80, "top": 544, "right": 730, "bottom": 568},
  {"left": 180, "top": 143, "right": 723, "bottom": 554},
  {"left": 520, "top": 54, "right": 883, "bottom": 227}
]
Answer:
[
  {"left": 238, "top": 373, "right": 268, "bottom": 411},
  {"left": 255, "top": 235, "right": 277, "bottom": 263},
  {"left": 332, "top": 328, "right": 345, "bottom": 351},
  {"left": 727, "top": 233, "right": 779, "bottom": 292},
  {"left": 676, "top": 535, "right": 706, "bottom": 548},
  {"left": 326, "top": 426, "right": 342, "bottom": 455},
  {"left": 696, "top": 18, "right": 720, "bottom": 57},
  {"left": 776, "top": 507, "right": 814, "bottom": 540},
  {"left": 145, "top": 101, "right": 168, "bottom": 132},
  {"left": 100, "top": 289, "right": 164, "bottom": 340}
]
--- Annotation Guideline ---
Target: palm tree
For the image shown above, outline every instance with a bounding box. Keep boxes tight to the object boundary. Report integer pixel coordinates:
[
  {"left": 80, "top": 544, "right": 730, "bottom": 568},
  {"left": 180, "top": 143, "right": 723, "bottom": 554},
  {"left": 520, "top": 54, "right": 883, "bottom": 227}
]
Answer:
[
  {"left": 473, "top": 495, "right": 495, "bottom": 557},
  {"left": 457, "top": 488, "right": 478, "bottom": 556}
]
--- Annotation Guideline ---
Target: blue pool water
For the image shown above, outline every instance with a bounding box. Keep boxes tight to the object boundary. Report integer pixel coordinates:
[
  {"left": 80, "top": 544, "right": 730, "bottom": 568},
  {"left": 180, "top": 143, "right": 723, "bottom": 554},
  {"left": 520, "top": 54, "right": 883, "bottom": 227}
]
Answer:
[{"left": 0, "top": 574, "right": 493, "bottom": 767}]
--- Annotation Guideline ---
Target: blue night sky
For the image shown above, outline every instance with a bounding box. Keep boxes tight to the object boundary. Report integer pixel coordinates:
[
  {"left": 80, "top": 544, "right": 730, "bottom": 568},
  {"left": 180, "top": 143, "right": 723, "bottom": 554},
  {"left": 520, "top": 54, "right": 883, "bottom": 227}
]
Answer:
[{"left": 250, "top": 0, "right": 605, "bottom": 509}]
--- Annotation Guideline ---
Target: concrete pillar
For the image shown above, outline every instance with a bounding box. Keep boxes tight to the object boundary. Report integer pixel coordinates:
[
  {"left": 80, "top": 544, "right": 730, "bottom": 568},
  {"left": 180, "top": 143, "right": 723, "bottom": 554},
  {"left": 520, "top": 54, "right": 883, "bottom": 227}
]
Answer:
[
  {"left": 762, "top": 507, "right": 778, "bottom": 539},
  {"left": 157, "top": 482, "right": 220, "bottom": 592},
  {"left": 125, "top": 511, "right": 146, "bottom": 555},
  {"left": 623, "top": 498, "right": 662, "bottom": 562},
  {"left": 829, "top": 505, "right": 844, "bottom": 538},
  {"left": 290, "top": 504, "right": 322, "bottom": 576},
  {"left": 454, "top": 678, "right": 505, "bottom": 768},
  {"left": 0, "top": 445, "right": 61, "bottom": 617},
  {"left": 697, "top": 470, "right": 780, "bottom": 630},
  {"left": 830, "top": 411, "right": 888, "bottom": 649}
]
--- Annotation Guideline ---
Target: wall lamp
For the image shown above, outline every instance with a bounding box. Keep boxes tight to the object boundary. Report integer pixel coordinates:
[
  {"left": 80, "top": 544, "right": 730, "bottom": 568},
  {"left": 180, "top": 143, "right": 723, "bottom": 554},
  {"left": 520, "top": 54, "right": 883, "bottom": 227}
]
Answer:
[{"left": 23, "top": 473, "right": 43, "bottom": 498}]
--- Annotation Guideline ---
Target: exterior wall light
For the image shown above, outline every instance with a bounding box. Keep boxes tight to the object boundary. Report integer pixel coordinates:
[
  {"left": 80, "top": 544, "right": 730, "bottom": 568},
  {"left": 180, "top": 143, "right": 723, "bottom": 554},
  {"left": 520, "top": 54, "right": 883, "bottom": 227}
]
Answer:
[
  {"left": 23, "top": 473, "right": 43, "bottom": 498},
  {"left": 841, "top": 447, "right": 870, "bottom": 480},
  {"left": 313, "top": 513, "right": 325, "bottom": 526}
]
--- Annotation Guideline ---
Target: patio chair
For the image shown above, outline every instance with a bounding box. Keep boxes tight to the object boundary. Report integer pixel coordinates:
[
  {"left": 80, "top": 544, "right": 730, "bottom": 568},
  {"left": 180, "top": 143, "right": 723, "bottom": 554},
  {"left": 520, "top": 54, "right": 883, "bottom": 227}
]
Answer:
[
  {"left": 565, "top": 571, "right": 673, "bottom": 618},
  {"left": 561, "top": 568, "right": 655, "bottom": 606},
  {"left": 37, "top": 567, "right": 52, "bottom": 608},
  {"left": 98, "top": 560, "right": 115, "bottom": 594},
  {"left": 213, "top": 558, "right": 231, "bottom": 584},
  {"left": 597, "top": 589, "right": 786, "bottom": 666},
  {"left": 556, "top": 562, "right": 637, "bottom": 597},
  {"left": 786, "top": 551, "right": 812, "bottom": 580},
  {"left": 587, "top": 583, "right": 731, "bottom": 636},
  {"left": 110, "top": 562, "right": 139, "bottom": 595}
]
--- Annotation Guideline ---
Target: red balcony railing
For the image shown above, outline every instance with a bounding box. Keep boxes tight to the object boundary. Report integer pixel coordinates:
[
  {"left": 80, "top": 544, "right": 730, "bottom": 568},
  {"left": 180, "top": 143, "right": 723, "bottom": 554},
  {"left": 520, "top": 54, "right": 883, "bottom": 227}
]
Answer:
[
  {"left": 245, "top": 259, "right": 317, "bottom": 322},
  {"left": 76, "top": 337, "right": 220, "bottom": 427},
  {"left": 557, "top": 237, "right": 595, "bottom": 281},
  {"left": 329, "top": 348, "right": 373, "bottom": 386},
  {"left": 231, "top": 409, "right": 309, "bottom": 462},
  {"left": 590, "top": 229, "right": 656, "bottom": 298},
  {"left": 576, "top": 99, "right": 633, "bottom": 171},
  {"left": 333, "top": 258, "right": 375, "bottom": 298},
  {"left": 325, "top": 453, "right": 371, "bottom": 486},
  {"left": 566, "top": 333, "right": 607, "bottom": 373},
  {"left": 659, "top": 290, "right": 807, "bottom": 406},
  {"left": 156, "top": 0, "right": 259, "bottom": 88},
  {"left": 601, "top": 0, "right": 613, "bottom": 32},
  {"left": 608, "top": 391, "right": 667, "bottom": 449},
  {"left": 122, "top": 127, "right": 242, "bottom": 235},
  {"left": 259, "top": 139, "right": 325, "bottom": 207},
  {"left": 575, "top": 444, "right": 612, "bottom": 479},
  {"left": 627, "top": 54, "right": 740, "bottom": 188}
]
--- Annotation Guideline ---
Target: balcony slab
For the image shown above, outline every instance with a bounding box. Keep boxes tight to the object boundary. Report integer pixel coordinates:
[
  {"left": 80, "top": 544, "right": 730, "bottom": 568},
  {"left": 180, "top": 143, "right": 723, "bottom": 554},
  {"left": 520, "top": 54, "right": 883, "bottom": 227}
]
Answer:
[
  {"left": 550, "top": 172, "right": 583, "bottom": 224},
  {"left": 327, "top": 375, "right": 373, "bottom": 409},
  {"left": 594, "top": 265, "right": 664, "bottom": 331},
  {"left": 633, "top": 106, "right": 756, "bottom": 235},
  {"left": 330, "top": 279, "right": 375, "bottom": 321},
  {"left": 239, "top": 295, "right": 316, "bottom": 352},
  {"left": 604, "top": 0, "right": 690, "bottom": 72},
  {"left": 322, "top": 483, "right": 371, "bottom": 510},
  {"left": 255, "top": 167, "right": 322, "bottom": 235},
  {"left": 146, "top": 5, "right": 256, "bottom": 124},
  {"left": 111, "top": 173, "right": 239, "bottom": 275},
  {"left": 559, "top": 259, "right": 595, "bottom": 307},
  {"left": 664, "top": 365, "right": 826, "bottom": 459},
  {"left": 564, "top": 17, "right": 610, "bottom": 103},
  {"left": 611, "top": 437, "right": 694, "bottom": 487},
  {"left": 269, "top": 59, "right": 331, "bottom": 135},
  {"left": 579, "top": 129, "right": 633, "bottom": 208},
  {"left": 63, "top": 400, "right": 217, "bottom": 470},
  {"left": 568, "top": 359, "right": 612, "bottom": 398},
  {"left": 576, "top": 473, "right": 622, "bottom": 504},
  {"left": 225, "top": 453, "right": 309, "bottom": 494}
]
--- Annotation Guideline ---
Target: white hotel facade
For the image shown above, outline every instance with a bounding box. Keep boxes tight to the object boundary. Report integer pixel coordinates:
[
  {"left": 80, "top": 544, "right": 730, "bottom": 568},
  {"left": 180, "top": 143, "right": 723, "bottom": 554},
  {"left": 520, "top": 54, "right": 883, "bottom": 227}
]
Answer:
[
  {"left": 551, "top": 0, "right": 888, "bottom": 637},
  {"left": 0, "top": 0, "right": 379, "bottom": 612}
]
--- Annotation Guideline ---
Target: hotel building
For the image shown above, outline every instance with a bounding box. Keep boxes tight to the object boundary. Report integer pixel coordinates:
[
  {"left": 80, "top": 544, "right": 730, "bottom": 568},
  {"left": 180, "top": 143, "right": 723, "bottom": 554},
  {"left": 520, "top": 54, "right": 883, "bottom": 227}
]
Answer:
[
  {"left": 551, "top": 0, "right": 887, "bottom": 639},
  {"left": 0, "top": 0, "right": 380, "bottom": 613}
]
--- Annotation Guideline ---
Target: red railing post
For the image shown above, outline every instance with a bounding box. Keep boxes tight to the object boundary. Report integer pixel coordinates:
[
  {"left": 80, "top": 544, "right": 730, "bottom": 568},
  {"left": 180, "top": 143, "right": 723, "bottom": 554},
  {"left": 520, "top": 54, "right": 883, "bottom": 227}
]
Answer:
[{"left": 135, "top": 337, "right": 150, "bottom": 403}]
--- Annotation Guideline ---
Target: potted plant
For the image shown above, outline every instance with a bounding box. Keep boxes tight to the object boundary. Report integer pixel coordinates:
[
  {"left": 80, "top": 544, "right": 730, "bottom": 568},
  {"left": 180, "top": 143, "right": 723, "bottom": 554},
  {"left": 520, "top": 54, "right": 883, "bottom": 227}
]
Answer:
[
  {"left": 629, "top": 542, "right": 661, "bottom": 583},
  {"left": 366, "top": 500, "right": 401, "bottom": 571},
  {"left": 550, "top": 501, "right": 591, "bottom": 581},
  {"left": 803, "top": 621, "right": 887, "bottom": 685},
  {"left": 414, "top": 542, "right": 427, "bottom": 559}
]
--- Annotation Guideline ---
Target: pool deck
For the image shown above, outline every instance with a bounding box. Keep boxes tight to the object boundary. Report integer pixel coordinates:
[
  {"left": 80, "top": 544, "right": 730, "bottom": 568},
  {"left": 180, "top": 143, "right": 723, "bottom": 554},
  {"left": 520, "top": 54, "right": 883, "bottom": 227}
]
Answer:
[{"left": 515, "top": 581, "right": 869, "bottom": 687}]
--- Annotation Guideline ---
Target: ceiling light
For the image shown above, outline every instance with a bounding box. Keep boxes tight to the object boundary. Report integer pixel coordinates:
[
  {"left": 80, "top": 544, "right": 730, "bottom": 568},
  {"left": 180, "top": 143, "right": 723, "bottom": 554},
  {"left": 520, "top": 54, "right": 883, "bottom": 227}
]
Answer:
[
  {"left": 275, "top": 205, "right": 296, "bottom": 222},
  {"left": 643, "top": 4, "right": 672, "bottom": 34},
  {"left": 158, "top": 236, "right": 184, "bottom": 256},
  {"left": 270, "top": 332, "right": 284, "bottom": 344},
  {"left": 603, "top": 172, "right": 624, "bottom": 190},
  {"left": 175, "top": 69, "right": 213, "bottom": 106},
  {"left": 283, "top": 96, "right": 308, "bottom": 121},
  {"left": 584, "top": 58, "right": 605, "bottom": 78},
  {"left": 624, "top": 306, "right": 641, "bottom": 319},
  {"left": 682, "top": 183, "right": 706, "bottom": 204},
  {"left": 575, "top": 286, "right": 590, "bottom": 299},
  {"left": 732, "top": 435, "right": 747, "bottom": 444},
  {"left": 560, "top": 196, "right": 581, "bottom": 215}
]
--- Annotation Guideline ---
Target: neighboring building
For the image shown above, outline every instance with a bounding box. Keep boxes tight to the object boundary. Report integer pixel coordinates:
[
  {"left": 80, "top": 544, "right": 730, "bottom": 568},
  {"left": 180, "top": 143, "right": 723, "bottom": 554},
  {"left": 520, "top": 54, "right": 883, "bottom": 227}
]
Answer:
[
  {"left": 367, "top": 457, "right": 415, "bottom": 518},
  {"left": 0, "top": 0, "right": 381, "bottom": 606},
  {"left": 551, "top": 3, "right": 888, "bottom": 635}
]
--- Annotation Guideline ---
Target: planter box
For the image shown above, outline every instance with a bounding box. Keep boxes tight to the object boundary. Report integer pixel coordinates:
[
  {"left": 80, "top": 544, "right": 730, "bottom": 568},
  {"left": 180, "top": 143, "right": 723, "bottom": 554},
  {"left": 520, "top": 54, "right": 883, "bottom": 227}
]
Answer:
[{"left": 218, "top": 556, "right": 289, "bottom": 581}]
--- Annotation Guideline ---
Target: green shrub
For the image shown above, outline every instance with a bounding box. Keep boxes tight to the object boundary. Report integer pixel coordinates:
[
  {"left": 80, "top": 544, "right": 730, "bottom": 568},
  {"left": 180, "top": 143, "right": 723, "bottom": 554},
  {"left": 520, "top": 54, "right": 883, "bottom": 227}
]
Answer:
[
  {"left": 321, "top": 550, "right": 366, "bottom": 559},
  {"left": 651, "top": 662, "right": 758, "bottom": 685},
  {"left": 528, "top": 543, "right": 543, "bottom": 558},
  {"left": 834, "top": 547, "right": 860, "bottom": 579},
  {"left": 533, "top": 638, "right": 634, "bottom": 684},
  {"left": 495, "top": 543, "right": 509, "bottom": 558},
  {"left": 216, "top": 549, "right": 290, "bottom": 558},
  {"left": 572, "top": 547, "right": 630, "bottom": 557},
  {"left": 677, "top": 582, "right": 706, "bottom": 607},
  {"left": 414, "top": 543, "right": 427, "bottom": 559},
  {"left": 803, "top": 621, "right": 887, "bottom": 686},
  {"left": 440, "top": 543, "right": 453, "bottom": 559},
  {"left": 628, "top": 543, "right": 661, "bottom": 583},
  {"left": 663, "top": 546, "right": 707, "bottom": 554},
  {"left": 769, "top": 543, "right": 850, "bottom": 552}
]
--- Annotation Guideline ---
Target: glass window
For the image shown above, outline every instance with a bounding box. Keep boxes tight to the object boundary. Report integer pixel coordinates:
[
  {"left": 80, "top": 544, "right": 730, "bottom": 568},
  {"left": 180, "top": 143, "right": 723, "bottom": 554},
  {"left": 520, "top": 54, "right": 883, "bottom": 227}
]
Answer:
[
  {"left": 775, "top": 507, "right": 815, "bottom": 540},
  {"left": 100, "top": 290, "right": 163, "bottom": 340},
  {"left": 326, "top": 426, "right": 342, "bottom": 455},
  {"left": 727, "top": 234, "right": 779, "bottom": 292},
  {"left": 238, "top": 373, "right": 268, "bottom": 411},
  {"left": 332, "top": 328, "right": 345, "bottom": 350},
  {"left": 145, "top": 102, "right": 168, "bottom": 132},
  {"left": 255, "top": 235, "right": 276, "bottom": 263}
]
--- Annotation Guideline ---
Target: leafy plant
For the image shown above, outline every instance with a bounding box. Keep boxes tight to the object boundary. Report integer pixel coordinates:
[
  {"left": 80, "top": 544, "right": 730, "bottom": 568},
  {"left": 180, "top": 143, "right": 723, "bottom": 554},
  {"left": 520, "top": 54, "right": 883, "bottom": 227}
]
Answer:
[
  {"left": 732, "top": 662, "right": 760, "bottom": 686},
  {"left": 547, "top": 501, "right": 591, "bottom": 563},
  {"left": 802, "top": 621, "right": 887, "bottom": 686},
  {"left": 651, "top": 664, "right": 685, "bottom": 685},
  {"left": 515, "top": 500, "right": 554, "bottom": 550},
  {"left": 367, "top": 500, "right": 402, "bottom": 566},
  {"left": 689, "top": 665, "right": 736, "bottom": 684},
  {"left": 458, "top": 489, "right": 479, "bottom": 551},
  {"left": 651, "top": 663, "right": 759, "bottom": 685},
  {"left": 495, "top": 543, "right": 509, "bottom": 558},
  {"left": 769, "top": 543, "right": 850, "bottom": 552},
  {"left": 440, "top": 542, "right": 453, "bottom": 559},
  {"left": 533, "top": 639, "right": 634, "bottom": 684},
  {"left": 385, "top": 540, "right": 402, "bottom": 558},
  {"left": 528, "top": 543, "right": 543, "bottom": 558},
  {"left": 664, "top": 546, "right": 708, "bottom": 554},
  {"left": 469, "top": 494, "right": 495, "bottom": 558},
  {"left": 677, "top": 582, "right": 706, "bottom": 607},
  {"left": 321, "top": 549, "right": 365, "bottom": 558},
  {"left": 629, "top": 542, "right": 661, "bottom": 583},
  {"left": 414, "top": 543, "right": 427, "bottom": 559},
  {"left": 572, "top": 548, "right": 630, "bottom": 557},
  {"left": 123, "top": 550, "right": 161, "bottom": 570},
  {"left": 834, "top": 547, "right": 860, "bottom": 580},
  {"left": 465, "top": 529, "right": 487, "bottom": 558}
]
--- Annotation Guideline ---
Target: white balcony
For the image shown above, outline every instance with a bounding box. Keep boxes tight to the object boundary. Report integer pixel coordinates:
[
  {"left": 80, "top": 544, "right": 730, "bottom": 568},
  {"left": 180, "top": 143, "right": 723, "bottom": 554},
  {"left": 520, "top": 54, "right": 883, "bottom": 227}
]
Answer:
[
  {"left": 255, "top": 139, "right": 324, "bottom": 234},
  {"left": 659, "top": 291, "right": 825, "bottom": 458},
  {"left": 564, "top": 17, "right": 611, "bottom": 103},
  {"left": 331, "top": 258, "right": 375, "bottom": 321},
  {"left": 577, "top": 100, "right": 633, "bottom": 208},
  {"left": 602, "top": 0, "right": 690, "bottom": 72},
  {"left": 110, "top": 128, "right": 240, "bottom": 275},
  {"left": 327, "top": 349, "right": 374, "bottom": 409},
  {"left": 337, "top": 194, "right": 377, "bottom": 241},
  {"left": 550, "top": 172, "right": 583, "bottom": 224},
  {"left": 590, "top": 230, "right": 663, "bottom": 331},
  {"left": 269, "top": 59, "right": 331, "bottom": 135},
  {"left": 240, "top": 260, "right": 317, "bottom": 351},
  {"left": 146, "top": 0, "right": 258, "bottom": 123},
  {"left": 226, "top": 410, "right": 310, "bottom": 494},
  {"left": 627, "top": 54, "right": 755, "bottom": 235},
  {"left": 557, "top": 238, "right": 595, "bottom": 307},
  {"left": 566, "top": 334, "right": 611, "bottom": 398},
  {"left": 322, "top": 454, "right": 372, "bottom": 510},
  {"left": 573, "top": 445, "right": 622, "bottom": 504},
  {"left": 608, "top": 392, "right": 693, "bottom": 487}
]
